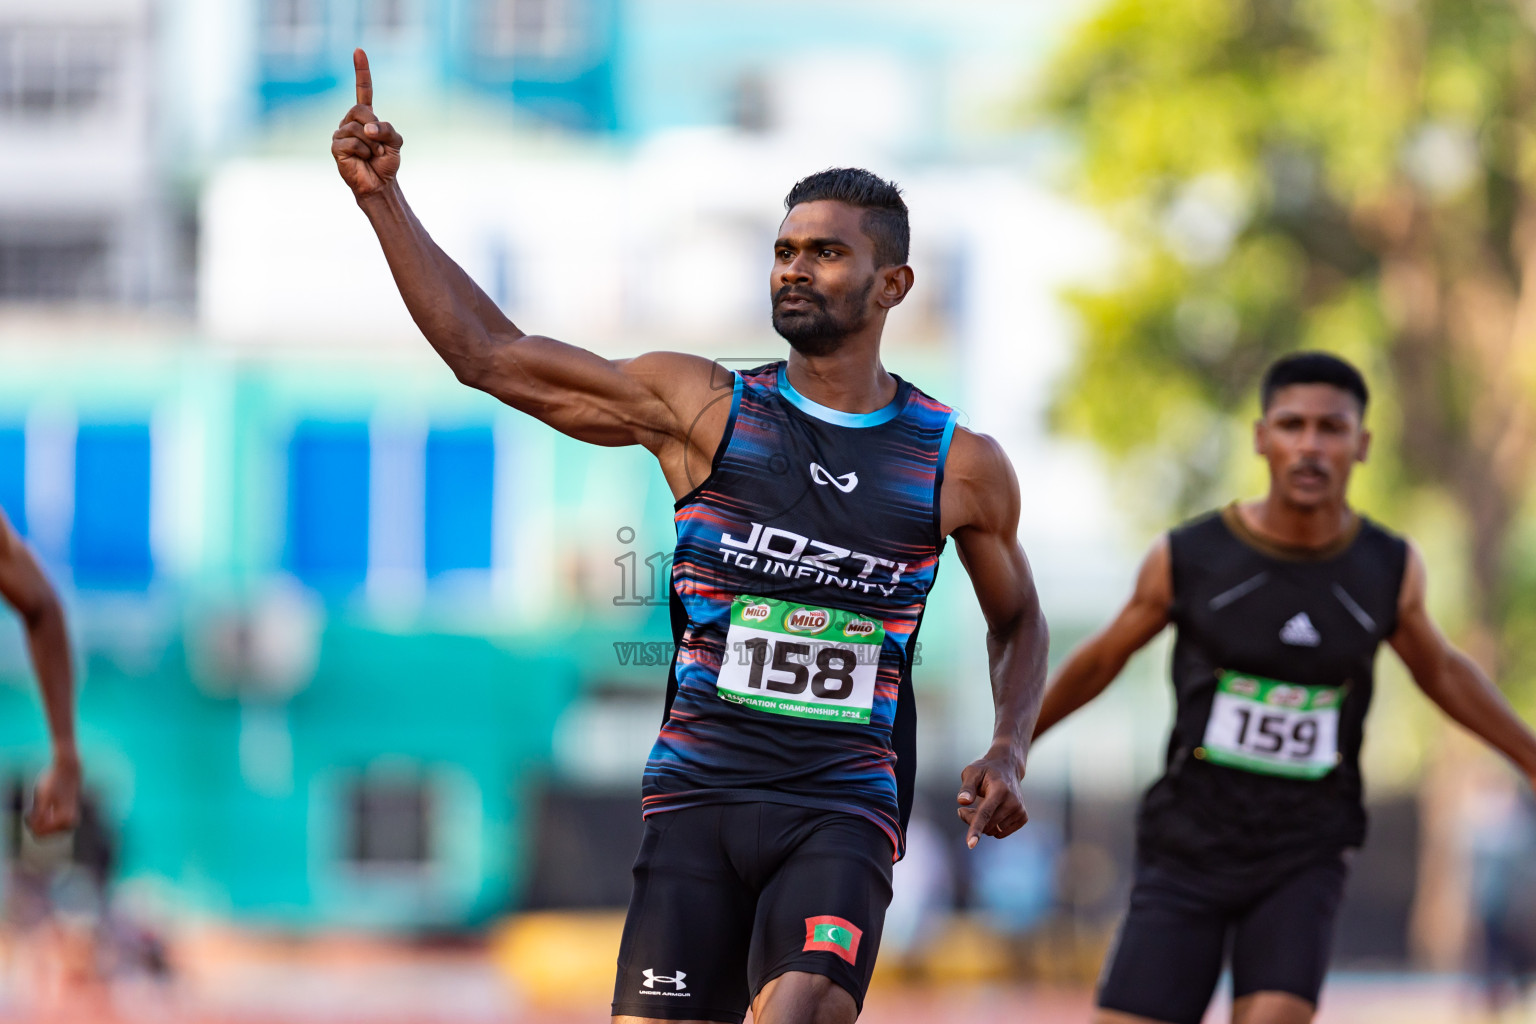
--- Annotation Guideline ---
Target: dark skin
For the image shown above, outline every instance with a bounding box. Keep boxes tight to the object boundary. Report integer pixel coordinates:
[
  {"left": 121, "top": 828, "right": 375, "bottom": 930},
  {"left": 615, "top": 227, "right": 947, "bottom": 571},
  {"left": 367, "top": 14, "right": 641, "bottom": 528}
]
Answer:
[
  {"left": 1034, "top": 383, "right": 1536, "bottom": 1024},
  {"left": 0, "top": 511, "right": 80, "bottom": 837},
  {"left": 334, "top": 50, "right": 1048, "bottom": 1024}
]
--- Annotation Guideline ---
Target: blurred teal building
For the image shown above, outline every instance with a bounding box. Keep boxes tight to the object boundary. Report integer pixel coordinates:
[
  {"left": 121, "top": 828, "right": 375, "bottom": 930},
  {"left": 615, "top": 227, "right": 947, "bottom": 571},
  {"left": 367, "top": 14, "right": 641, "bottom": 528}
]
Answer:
[
  {"left": 255, "top": 0, "right": 620, "bottom": 130},
  {"left": 0, "top": 348, "right": 637, "bottom": 928}
]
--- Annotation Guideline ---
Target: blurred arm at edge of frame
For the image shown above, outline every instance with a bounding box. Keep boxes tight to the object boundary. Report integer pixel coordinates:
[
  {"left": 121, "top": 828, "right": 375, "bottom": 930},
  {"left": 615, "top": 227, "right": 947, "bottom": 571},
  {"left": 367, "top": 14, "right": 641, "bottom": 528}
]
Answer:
[{"left": 0, "top": 511, "right": 80, "bottom": 836}]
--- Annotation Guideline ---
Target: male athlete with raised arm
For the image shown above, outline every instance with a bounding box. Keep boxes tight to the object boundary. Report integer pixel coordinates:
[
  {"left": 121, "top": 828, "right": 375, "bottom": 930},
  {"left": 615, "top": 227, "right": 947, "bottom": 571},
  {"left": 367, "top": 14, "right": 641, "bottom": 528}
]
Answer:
[
  {"left": 1035, "top": 352, "right": 1536, "bottom": 1024},
  {"left": 0, "top": 509, "right": 80, "bottom": 838},
  {"left": 332, "top": 51, "right": 1048, "bottom": 1024}
]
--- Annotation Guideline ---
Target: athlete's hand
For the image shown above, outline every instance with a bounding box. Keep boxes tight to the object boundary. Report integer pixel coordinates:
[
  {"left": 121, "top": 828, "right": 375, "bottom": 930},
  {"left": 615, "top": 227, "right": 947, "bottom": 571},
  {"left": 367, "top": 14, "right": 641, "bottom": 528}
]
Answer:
[
  {"left": 27, "top": 752, "right": 81, "bottom": 837},
  {"left": 332, "top": 48, "right": 403, "bottom": 198},
  {"left": 956, "top": 753, "right": 1028, "bottom": 849}
]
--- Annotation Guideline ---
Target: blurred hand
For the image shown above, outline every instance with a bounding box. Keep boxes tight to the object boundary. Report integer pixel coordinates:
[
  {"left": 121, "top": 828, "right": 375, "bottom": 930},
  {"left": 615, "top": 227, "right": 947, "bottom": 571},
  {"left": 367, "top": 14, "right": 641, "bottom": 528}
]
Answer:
[
  {"left": 27, "top": 752, "right": 80, "bottom": 837},
  {"left": 332, "top": 48, "right": 403, "bottom": 198},
  {"left": 956, "top": 752, "right": 1028, "bottom": 849}
]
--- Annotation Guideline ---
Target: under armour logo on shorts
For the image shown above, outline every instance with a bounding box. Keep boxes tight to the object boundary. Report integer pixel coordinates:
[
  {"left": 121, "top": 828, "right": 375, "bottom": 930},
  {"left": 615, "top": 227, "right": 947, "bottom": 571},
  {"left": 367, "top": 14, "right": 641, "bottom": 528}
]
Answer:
[{"left": 642, "top": 969, "right": 688, "bottom": 991}]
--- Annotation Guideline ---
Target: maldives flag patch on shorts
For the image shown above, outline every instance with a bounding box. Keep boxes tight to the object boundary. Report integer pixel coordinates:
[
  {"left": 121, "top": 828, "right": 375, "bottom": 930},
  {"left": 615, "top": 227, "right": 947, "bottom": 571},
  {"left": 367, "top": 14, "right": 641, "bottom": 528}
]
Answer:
[{"left": 803, "top": 915, "right": 862, "bottom": 965}]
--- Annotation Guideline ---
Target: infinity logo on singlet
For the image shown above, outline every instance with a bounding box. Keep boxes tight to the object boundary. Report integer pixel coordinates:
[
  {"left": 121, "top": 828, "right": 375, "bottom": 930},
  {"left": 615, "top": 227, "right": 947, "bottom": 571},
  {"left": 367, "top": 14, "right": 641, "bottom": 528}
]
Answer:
[
  {"left": 641, "top": 969, "right": 688, "bottom": 994},
  {"left": 809, "top": 462, "right": 859, "bottom": 492}
]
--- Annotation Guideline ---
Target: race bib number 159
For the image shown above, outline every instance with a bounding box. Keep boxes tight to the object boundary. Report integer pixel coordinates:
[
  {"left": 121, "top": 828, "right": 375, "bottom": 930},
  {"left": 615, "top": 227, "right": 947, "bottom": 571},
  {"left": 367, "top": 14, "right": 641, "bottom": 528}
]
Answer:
[
  {"left": 1198, "top": 670, "right": 1345, "bottom": 780},
  {"left": 716, "top": 595, "right": 885, "bottom": 724}
]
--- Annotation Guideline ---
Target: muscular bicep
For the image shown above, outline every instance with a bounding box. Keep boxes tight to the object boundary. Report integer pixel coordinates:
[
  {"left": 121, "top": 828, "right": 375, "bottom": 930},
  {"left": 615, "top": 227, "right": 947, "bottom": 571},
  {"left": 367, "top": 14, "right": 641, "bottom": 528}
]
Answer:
[
  {"left": 944, "top": 430, "right": 1038, "bottom": 629},
  {"left": 467, "top": 336, "right": 723, "bottom": 451},
  {"left": 953, "top": 522, "right": 1040, "bottom": 632}
]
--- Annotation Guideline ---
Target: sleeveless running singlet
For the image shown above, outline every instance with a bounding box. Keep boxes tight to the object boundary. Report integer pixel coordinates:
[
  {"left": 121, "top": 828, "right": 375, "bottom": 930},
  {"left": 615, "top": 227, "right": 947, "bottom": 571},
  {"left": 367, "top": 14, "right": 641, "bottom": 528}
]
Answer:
[
  {"left": 1138, "top": 504, "right": 1408, "bottom": 875},
  {"left": 642, "top": 362, "right": 959, "bottom": 858}
]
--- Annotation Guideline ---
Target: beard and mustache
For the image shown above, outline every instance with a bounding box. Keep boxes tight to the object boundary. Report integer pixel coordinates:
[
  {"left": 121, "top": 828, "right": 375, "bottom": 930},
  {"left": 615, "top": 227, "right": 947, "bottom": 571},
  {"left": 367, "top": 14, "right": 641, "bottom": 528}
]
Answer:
[{"left": 771, "top": 277, "right": 874, "bottom": 357}]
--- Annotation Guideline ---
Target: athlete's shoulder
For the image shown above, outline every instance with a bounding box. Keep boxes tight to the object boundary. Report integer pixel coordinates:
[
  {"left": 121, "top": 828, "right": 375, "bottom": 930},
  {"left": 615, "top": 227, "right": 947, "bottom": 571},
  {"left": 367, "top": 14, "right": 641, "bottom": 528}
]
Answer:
[
  {"left": 616, "top": 351, "right": 736, "bottom": 409},
  {"left": 903, "top": 379, "right": 956, "bottom": 418},
  {"left": 1354, "top": 512, "right": 1408, "bottom": 549},
  {"left": 942, "top": 427, "right": 1019, "bottom": 535},
  {"left": 947, "top": 427, "right": 1013, "bottom": 481},
  {"left": 1163, "top": 507, "right": 1246, "bottom": 596},
  {"left": 736, "top": 361, "right": 781, "bottom": 386},
  {"left": 619, "top": 350, "right": 722, "bottom": 379},
  {"left": 1167, "top": 506, "right": 1230, "bottom": 545},
  {"left": 1351, "top": 513, "right": 1411, "bottom": 586}
]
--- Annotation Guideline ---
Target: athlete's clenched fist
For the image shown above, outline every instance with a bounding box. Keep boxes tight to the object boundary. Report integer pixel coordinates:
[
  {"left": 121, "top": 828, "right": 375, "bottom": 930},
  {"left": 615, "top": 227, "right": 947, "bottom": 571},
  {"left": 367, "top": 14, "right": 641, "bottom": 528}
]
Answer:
[{"left": 332, "top": 48, "right": 403, "bottom": 198}]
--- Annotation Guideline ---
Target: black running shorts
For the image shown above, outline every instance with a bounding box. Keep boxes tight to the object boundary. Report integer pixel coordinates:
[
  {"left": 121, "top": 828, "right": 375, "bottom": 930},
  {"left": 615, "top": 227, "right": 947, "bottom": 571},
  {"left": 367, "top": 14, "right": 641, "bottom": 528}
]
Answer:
[
  {"left": 1096, "top": 853, "right": 1350, "bottom": 1024},
  {"left": 610, "top": 802, "right": 895, "bottom": 1023}
]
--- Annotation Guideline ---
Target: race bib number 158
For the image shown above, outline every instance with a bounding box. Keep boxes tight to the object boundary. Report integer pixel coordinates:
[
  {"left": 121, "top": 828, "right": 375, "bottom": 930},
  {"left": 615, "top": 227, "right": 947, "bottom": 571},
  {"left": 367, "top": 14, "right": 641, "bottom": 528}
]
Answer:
[
  {"left": 1198, "top": 670, "right": 1345, "bottom": 780},
  {"left": 716, "top": 596, "right": 885, "bottom": 724}
]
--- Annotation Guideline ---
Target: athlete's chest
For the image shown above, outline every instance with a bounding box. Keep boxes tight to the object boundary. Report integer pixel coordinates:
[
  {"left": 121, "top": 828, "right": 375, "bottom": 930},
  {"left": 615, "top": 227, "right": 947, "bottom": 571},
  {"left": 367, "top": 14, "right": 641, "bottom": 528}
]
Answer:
[
  {"left": 678, "top": 401, "right": 944, "bottom": 608},
  {"left": 723, "top": 412, "right": 934, "bottom": 516},
  {"left": 1178, "top": 556, "right": 1391, "bottom": 680}
]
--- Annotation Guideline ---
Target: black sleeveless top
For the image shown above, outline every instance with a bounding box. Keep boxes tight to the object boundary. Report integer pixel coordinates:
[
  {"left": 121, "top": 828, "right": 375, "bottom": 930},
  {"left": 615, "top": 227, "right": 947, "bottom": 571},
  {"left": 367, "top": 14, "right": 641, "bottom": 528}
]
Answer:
[{"left": 1137, "top": 504, "right": 1408, "bottom": 875}]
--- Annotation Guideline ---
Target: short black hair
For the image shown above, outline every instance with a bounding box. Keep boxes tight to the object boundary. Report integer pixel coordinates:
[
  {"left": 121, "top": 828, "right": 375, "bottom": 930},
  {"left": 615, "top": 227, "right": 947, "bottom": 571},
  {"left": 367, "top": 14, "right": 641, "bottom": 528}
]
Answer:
[
  {"left": 1260, "top": 351, "right": 1369, "bottom": 413},
  {"left": 783, "top": 168, "right": 910, "bottom": 268}
]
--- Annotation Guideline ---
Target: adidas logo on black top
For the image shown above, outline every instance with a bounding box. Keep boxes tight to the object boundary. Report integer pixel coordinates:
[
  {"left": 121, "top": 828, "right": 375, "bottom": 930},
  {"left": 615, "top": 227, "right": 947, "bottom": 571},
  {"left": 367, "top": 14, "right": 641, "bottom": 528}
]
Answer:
[{"left": 1279, "top": 612, "right": 1321, "bottom": 647}]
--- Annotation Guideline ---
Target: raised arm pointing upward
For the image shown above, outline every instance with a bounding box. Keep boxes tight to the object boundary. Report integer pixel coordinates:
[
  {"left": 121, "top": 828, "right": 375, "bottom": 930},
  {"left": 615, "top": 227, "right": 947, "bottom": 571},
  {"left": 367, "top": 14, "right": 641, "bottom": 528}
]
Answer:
[
  {"left": 332, "top": 51, "right": 1049, "bottom": 1024},
  {"left": 332, "top": 49, "right": 730, "bottom": 495}
]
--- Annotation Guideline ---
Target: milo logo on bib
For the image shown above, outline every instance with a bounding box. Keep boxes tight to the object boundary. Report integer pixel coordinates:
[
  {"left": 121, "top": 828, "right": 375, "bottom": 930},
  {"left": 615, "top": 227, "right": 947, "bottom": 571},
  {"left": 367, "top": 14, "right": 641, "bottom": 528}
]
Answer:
[
  {"left": 717, "top": 595, "right": 886, "bottom": 724},
  {"left": 784, "top": 608, "right": 830, "bottom": 634},
  {"left": 741, "top": 602, "right": 772, "bottom": 624},
  {"left": 1269, "top": 685, "right": 1309, "bottom": 708}
]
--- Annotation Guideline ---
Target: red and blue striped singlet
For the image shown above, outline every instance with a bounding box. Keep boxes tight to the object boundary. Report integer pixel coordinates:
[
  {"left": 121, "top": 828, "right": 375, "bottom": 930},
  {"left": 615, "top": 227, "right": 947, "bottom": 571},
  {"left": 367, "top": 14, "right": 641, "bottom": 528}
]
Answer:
[{"left": 642, "top": 361, "right": 958, "bottom": 858}]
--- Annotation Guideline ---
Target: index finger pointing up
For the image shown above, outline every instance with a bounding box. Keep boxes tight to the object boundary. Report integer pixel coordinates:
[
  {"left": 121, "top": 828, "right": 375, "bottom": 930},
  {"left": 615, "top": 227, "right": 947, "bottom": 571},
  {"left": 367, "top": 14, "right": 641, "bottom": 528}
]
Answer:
[{"left": 354, "top": 47, "right": 372, "bottom": 107}]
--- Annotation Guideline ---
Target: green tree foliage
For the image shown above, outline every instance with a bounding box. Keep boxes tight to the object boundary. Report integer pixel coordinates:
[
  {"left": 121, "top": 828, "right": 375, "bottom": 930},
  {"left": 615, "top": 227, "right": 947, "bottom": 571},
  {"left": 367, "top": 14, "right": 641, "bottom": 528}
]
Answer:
[{"left": 1039, "top": 0, "right": 1536, "bottom": 687}]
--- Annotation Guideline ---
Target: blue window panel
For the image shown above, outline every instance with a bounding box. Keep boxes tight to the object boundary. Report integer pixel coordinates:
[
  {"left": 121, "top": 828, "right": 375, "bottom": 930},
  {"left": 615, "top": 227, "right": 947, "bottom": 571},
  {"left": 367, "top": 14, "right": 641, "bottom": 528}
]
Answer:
[
  {"left": 0, "top": 426, "right": 24, "bottom": 534},
  {"left": 72, "top": 423, "right": 153, "bottom": 590},
  {"left": 285, "top": 422, "right": 370, "bottom": 592},
  {"left": 259, "top": 71, "right": 338, "bottom": 112},
  {"left": 425, "top": 427, "right": 494, "bottom": 578}
]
